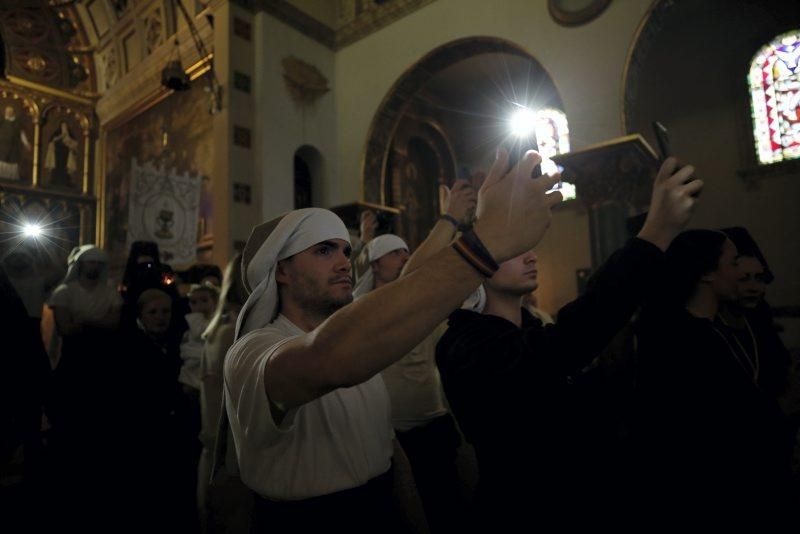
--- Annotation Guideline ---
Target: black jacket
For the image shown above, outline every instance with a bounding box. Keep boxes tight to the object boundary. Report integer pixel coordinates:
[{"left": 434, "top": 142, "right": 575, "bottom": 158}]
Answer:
[{"left": 436, "top": 238, "right": 664, "bottom": 524}]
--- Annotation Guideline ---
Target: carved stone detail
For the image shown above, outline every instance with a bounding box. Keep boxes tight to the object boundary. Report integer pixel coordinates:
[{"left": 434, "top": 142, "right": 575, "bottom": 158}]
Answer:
[
  {"left": 281, "top": 56, "right": 330, "bottom": 105},
  {"left": 143, "top": 7, "right": 164, "bottom": 55}
]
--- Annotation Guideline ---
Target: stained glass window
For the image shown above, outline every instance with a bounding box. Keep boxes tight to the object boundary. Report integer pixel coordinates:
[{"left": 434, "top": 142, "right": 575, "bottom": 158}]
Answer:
[
  {"left": 749, "top": 30, "right": 800, "bottom": 165},
  {"left": 535, "top": 108, "right": 576, "bottom": 200}
]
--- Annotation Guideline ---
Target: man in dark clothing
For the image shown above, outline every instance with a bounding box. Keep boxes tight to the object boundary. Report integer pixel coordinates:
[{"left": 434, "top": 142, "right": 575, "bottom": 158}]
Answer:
[
  {"left": 435, "top": 157, "right": 702, "bottom": 528},
  {"left": 720, "top": 226, "right": 790, "bottom": 398},
  {"left": 634, "top": 230, "right": 795, "bottom": 526}
]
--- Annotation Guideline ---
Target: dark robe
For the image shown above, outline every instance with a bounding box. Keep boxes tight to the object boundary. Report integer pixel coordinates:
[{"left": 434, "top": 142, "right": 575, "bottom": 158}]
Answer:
[
  {"left": 436, "top": 238, "right": 665, "bottom": 529},
  {"left": 0, "top": 117, "right": 22, "bottom": 164},
  {"left": 49, "top": 137, "right": 72, "bottom": 186},
  {"left": 634, "top": 307, "right": 795, "bottom": 525}
]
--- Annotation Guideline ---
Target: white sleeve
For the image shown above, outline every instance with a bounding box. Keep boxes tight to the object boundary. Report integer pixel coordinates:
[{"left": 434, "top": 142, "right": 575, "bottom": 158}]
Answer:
[
  {"left": 46, "top": 284, "right": 71, "bottom": 309},
  {"left": 224, "top": 331, "right": 301, "bottom": 450}
]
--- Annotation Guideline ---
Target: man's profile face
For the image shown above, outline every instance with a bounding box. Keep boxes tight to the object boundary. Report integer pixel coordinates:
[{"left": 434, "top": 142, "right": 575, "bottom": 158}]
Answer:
[
  {"left": 4, "top": 106, "right": 14, "bottom": 120},
  {"left": 735, "top": 255, "right": 767, "bottom": 309},
  {"left": 709, "top": 238, "right": 740, "bottom": 303},
  {"left": 372, "top": 248, "right": 409, "bottom": 285},
  {"left": 485, "top": 249, "right": 539, "bottom": 295},
  {"left": 277, "top": 239, "right": 353, "bottom": 317}
]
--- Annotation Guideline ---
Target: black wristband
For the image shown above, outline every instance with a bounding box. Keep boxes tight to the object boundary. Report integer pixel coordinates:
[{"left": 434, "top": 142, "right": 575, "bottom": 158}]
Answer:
[
  {"left": 440, "top": 214, "right": 460, "bottom": 230},
  {"left": 452, "top": 229, "right": 500, "bottom": 277}
]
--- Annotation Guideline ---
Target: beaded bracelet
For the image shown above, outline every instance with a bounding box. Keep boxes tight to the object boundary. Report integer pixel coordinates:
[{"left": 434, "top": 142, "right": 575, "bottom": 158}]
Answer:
[{"left": 452, "top": 229, "right": 499, "bottom": 277}]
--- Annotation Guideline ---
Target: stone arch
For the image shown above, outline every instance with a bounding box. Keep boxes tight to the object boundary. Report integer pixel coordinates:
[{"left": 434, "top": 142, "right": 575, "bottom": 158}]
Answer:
[{"left": 361, "top": 36, "right": 564, "bottom": 205}]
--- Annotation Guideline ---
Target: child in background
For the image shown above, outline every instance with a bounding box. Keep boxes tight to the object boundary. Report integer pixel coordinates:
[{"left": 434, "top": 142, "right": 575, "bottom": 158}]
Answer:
[{"left": 179, "top": 283, "right": 219, "bottom": 392}]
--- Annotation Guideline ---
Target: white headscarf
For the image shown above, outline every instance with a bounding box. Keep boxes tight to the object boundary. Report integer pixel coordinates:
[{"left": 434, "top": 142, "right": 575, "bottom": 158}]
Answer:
[
  {"left": 352, "top": 234, "right": 409, "bottom": 298},
  {"left": 64, "top": 244, "right": 108, "bottom": 283},
  {"left": 236, "top": 208, "right": 350, "bottom": 338}
]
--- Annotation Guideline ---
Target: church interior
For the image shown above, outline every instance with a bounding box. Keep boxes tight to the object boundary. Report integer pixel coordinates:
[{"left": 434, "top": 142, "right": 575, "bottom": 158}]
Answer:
[{"left": 2, "top": 0, "right": 800, "bottom": 531}]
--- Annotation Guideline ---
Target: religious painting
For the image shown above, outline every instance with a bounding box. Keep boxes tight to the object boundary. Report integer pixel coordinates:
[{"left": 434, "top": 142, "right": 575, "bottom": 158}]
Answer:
[
  {"left": 0, "top": 90, "right": 35, "bottom": 184},
  {"left": 39, "top": 106, "right": 88, "bottom": 192},
  {"left": 103, "top": 74, "right": 214, "bottom": 270}
]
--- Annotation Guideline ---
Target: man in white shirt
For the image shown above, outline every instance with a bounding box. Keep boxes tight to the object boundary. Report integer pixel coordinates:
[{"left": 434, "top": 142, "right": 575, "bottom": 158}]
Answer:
[{"left": 224, "top": 150, "right": 565, "bottom": 532}]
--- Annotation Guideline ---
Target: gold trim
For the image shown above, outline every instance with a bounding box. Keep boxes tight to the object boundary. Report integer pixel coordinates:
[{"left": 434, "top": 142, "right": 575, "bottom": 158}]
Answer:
[
  {"left": 97, "top": 129, "right": 106, "bottom": 247},
  {"left": 619, "top": 0, "right": 661, "bottom": 134},
  {"left": 256, "top": 0, "right": 435, "bottom": 51},
  {"left": 360, "top": 36, "right": 567, "bottom": 205},
  {"left": 0, "top": 181, "right": 96, "bottom": 202},
  {"left": 6, "top": 75, "right": 98, "bottom": 106},
  {"left": 552, "top": 133, "right": 658, "bottom": 160},
  {"left": 82, "top": 131, "right": 91, "bottom": 195},
  {"left": 32, "top": 123, "right": 40, "bottom": 187}
]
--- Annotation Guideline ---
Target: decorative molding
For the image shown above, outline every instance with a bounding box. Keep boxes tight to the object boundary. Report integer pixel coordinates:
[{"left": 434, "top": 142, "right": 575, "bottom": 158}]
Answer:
[
  {"left": 548, "top": 0, "right": 611, "bottom": 27},
  {"left": 256, "top": 0, "right": 436, "bottom": 51},
  {"left": 0, "top": 3, "right": 95, "bottom": 92},
  {"left": 94, "top": 17, "right": 212, "bottom": 125},
  {"left": 281, "top": 56, "right": 329, "bottom": 105},
  {"left": 335, "top": 0, "right": 437, "bottom": 50},
  {"left": 257, "top": 1, "right": 334, "bottom": 48}
]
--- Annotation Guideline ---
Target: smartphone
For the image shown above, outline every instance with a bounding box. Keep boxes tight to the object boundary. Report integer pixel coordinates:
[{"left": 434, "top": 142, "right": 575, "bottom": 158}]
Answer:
[
  {"left": 506, "top": 136, "right": 543, "bottom": 178},
  {"left": 652, "top": 121, "right": 671, "bottom": 161}
]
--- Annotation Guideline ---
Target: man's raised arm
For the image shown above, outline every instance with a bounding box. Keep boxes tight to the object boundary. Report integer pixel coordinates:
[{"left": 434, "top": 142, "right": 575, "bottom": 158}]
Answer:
[{"left": 265, "top": 150, "right": 563, "bottom": 410}]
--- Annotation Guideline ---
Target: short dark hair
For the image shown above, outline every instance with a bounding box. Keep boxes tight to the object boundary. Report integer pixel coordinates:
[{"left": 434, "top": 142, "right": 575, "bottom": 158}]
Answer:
[
  {"left": 721, "top": 226, "right": 773, "bottom": 284},
  {"left": 665, "top": 229, "right": 729, "bottom": 305}
]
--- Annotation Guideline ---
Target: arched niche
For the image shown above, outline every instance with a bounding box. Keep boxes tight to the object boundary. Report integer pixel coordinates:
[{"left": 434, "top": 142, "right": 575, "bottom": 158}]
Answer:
[
  {"left": 622, "top": 0, "right": 799, "bottom": 173},
  {"left": 294, "top": 145, "right": 324, "bottom": 209},
  {"left": 362, "top": 36, "right": 564, "bottom": 248},
  {"left": 621, "top": 0, "right": 800, "bottom": 316}
]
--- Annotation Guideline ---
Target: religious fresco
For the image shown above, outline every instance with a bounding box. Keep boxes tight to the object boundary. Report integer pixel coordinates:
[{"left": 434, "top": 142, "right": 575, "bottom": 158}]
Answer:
[
  {"left": 103, "top": 75, "right": 213, "bottom": 269},
  {"left": 0, "top": 90, "right": 35, "bottom": 184},
  {"left": 39, "top": 105, "right": 89, "bottom": 192},
  {"left": 0, "top": 3, "right": 95, "bottom": 92}
]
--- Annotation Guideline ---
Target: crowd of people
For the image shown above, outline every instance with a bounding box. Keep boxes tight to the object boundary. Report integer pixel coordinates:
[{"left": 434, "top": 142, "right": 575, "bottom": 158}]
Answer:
[{"left": 1, "top": 150, "right": 798, "bottom": 532}]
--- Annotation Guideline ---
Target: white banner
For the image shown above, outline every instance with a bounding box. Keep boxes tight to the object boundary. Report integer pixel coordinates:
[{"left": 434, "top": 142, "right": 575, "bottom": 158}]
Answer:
[{"left": 127, "top": 158, "right": 201, "bottom": 265}]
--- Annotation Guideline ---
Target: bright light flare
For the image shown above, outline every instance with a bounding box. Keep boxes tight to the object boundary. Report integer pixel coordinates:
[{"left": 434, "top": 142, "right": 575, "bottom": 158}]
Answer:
[
  {"left": 509, "top": 108, "right": 537, "bottom": 138},
  {"left": 22, "top": 223, "right": 43, "bottom": 238}
]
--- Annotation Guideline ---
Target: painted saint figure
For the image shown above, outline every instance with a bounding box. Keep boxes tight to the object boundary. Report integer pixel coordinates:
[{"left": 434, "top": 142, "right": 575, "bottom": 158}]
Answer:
[
  {"left": 0, "top": 105, "right": 31, "bottom": 180},
  {"left": 46, "top": 121, "right": 79, "bottom": 188}
]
